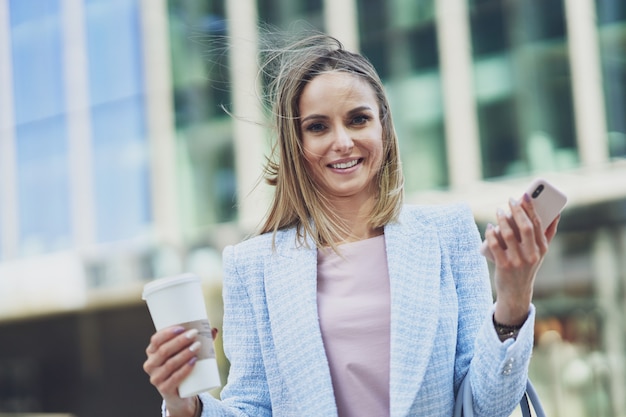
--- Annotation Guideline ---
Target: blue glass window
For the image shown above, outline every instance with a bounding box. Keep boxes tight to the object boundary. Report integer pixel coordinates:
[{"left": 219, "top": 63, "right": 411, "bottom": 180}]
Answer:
[
  {"left": 91, "top": 99, "right": 150, "bottom": 242},
  {"left": 0, "top": 189, "right": 3, "bottom": 258},
  {"left": 16, "top": 117, "right": 72, "bottom": 253},
  {"left": 10, "top": 0, "right": 65, "bottom": 124},
  {"left": 85, "top": 0, "right": 151, "bottom": 242},
  {"left": 9, "top": 0, "right": 72, "bottom": 254},
  {"left": 85, "top": 0, "right": 144, "bottom": 104}
]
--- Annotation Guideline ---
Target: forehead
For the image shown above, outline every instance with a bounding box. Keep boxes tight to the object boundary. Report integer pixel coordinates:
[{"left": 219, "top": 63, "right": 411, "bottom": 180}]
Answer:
[{"left": 299, "top": 71, "right": 379, "bottom": 113}]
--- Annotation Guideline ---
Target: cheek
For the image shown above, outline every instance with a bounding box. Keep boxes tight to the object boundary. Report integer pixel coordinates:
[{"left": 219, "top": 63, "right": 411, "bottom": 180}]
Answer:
[
  {"left": 370, "top": 133, "right": 385, "bottom": 168},
  {"left": 301, "top": 151, "right": 320, "bottom": 178},
  {"left": 302, "top": 145, "right": 315, "bottom": 165},
  {"left": 302, "top": 140, "right": 324, "bottom": 163}
]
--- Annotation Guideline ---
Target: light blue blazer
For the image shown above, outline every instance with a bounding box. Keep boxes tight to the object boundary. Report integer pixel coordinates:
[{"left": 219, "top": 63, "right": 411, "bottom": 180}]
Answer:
[{"left": 195, "top": 204, "right": 535, "bottom": 417}]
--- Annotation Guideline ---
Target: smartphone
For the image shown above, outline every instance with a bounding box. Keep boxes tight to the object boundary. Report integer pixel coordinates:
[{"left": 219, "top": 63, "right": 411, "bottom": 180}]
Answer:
[{"left": 480, "top": 178, "right": 567, "bottom": 262}]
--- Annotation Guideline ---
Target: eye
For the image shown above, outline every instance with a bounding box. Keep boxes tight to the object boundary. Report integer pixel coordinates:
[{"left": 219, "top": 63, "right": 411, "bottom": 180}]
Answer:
[
  {"left": 305, "top": 122, "right": 326, "bottom": 133},
  {"left": 351, "top": 114, "right": 371, "bottom": 126}
]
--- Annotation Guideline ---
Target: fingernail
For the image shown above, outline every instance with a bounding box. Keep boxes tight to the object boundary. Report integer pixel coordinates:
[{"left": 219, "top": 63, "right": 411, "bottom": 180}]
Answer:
[
  {"left": 172, "top": 326, "right": 185, "bottom": 335},
  {"left": 189, "top": 341, "right": 202, "bottom": 352},
  {"left": 185, "top": 328, "right": 199, "bottom": 339},
  {"left": 496, "top": 208, "right": 506, "bottom": 218},
  {"left": 486, "top": 223, "right": 494, "bottom": 230},
  {"left": 188, "top": 356, "right": 198, "bottom": 366},
  {"left": 523, "top": 193, "right": 531, "bottom": 203},
  {"left": 509, "top": 197, "right": 518, "bottom": 207}
]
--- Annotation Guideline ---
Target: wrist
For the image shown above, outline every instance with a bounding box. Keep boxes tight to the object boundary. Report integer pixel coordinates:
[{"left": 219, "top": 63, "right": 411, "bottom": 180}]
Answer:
[
  {"left": 494, "top": 297, "right": 530, "bottom": 326},
  {"left": 164, "top": 396, "right": 199, "bottom": 417},
  {"left": 493, "top": 314, "right": 523, "bottom": 341},
  {"left": 193, "top": 396, "right": 203, "bottom": 417}
]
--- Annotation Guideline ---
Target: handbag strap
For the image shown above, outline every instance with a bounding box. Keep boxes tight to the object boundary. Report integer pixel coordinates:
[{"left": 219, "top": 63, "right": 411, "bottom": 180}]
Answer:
[
  {"left": 454, "top": 377, "right": 546, "bottom": 417},
  {"left": 524, "top": 380, "right": 546, "bottom": 417}
]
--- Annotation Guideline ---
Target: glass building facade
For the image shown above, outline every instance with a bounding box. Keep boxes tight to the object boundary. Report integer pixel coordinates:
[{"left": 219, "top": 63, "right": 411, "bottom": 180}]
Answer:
[
  {"left": 469, "top": 0, "right": 579, "bottom": 177},
  {"left": 10, "top": 0, "right": 72, "bottom": 255},
  {"left": 168, "top": 0, "right": 236, "bottom": 234},
  {"left": 0, "top": 0, "right": 625, "bottom": 415},
  {"left": 358, "top": 0, "right": 448, "bottom": 191},
  {"left": 598, "top": 0, "right": 626, "bottom": 158},
  {"left": 3, "top": 0, "right": 152, "bottom": 256},
  {"left": 85, "top": 0, "right": 151, "bottom": 243}
]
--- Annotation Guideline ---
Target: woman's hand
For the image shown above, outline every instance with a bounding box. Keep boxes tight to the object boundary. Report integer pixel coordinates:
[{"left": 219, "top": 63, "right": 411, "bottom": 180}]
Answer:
[
  {"left": 143, "top": 326, "right": 216, "bottom": 417},
  {"left": 484, "top": 193, "right": 560, "bottom": 326}
]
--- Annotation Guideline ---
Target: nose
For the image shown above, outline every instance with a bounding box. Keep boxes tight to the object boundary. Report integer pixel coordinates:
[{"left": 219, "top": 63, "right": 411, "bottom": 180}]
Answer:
[{"left": 332, "top": 126, "right": 354, "bottom": 153}]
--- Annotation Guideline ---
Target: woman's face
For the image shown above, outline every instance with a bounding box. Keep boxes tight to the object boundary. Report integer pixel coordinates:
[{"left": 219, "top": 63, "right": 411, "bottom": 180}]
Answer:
[{"left": 298, "top": 71, "right": 384, "bottom": 204}]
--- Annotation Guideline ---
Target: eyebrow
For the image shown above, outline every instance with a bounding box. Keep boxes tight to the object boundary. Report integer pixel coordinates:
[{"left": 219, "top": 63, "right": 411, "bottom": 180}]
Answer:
[{"left": 300, "top": 106, "right": 375, "bottom": 125}]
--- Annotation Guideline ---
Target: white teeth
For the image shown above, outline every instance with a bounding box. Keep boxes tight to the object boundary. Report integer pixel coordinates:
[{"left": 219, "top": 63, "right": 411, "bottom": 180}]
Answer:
[{"left": 330, "top": 159, "right": 359, "bottom": 169}]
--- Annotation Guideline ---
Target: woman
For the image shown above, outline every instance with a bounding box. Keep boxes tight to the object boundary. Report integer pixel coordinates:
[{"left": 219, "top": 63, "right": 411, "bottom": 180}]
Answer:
[{"left": 143, "top": 33, "right": 559, "bottom": 417}]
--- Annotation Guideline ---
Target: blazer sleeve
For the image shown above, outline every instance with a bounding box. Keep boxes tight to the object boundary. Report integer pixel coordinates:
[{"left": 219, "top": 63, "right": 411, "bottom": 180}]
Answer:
[
  {"left": 192, "top": 244, "right": 272, "bottom": 417},
  {"left": 445, "top": 204, "right": 535, "bottom": 416}
]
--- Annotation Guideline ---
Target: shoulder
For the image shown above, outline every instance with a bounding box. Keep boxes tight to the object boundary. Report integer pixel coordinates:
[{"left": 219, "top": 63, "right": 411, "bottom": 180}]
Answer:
[
  {"left": 397, "top": 203, "right": 481, "bottom": 253},
  {"left": 221, "top": 232, "right": 276, "bottom": 285},
  {"left": 223, "top": 227, "right": 299, "bottom": 265},
  {"left": 223, "top": 231, "right": 272, "bottom": 265}
]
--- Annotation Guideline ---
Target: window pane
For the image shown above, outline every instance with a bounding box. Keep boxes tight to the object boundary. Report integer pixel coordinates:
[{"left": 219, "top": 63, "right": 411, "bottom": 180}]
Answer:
[
  {"left": 9, "top": 0, "right": 72, "bottom": 255},
  {"left": 357, "top": 0, "right": 447, "bottom": 190},
  {"left": 176, "top": 120, "right": 236, "bottom": 228},
  {"left": 85, "top": 0, "right": 144, "bottom": 104},
  {"left": 91, "top": 98, "right": 150, "bottom": 242},
  {"left": 168, "top": 0, "right": 230, "bottom": 124},
  {"left": 257, "top": 0, "right": 324, "bottom": 30},
  {"left": 386, "top": 73, "right": 448, "bottom": 190},
  {"left": 596, "top": 0, "right": 626, "bottom": 158},
  {"left": 168, "top": 0, "right": 237, "bottom": 229},
  {"left": 0, "top": 176, "right": 3, "bottom": 258},
  {"left": 16, "top": 117, "right": 72, "bottom": 254},
  {"left": 468, "top": 0, "right": 507, "bottom": 56},
  {"left": 470, "top": 0, "right": 579, "bottom": 178},
  {"left": 85, "top": 0, "right": 151, "bottom": 242},
  {"left": 9, "top": 0, "right": 65, "bottom": 124}
]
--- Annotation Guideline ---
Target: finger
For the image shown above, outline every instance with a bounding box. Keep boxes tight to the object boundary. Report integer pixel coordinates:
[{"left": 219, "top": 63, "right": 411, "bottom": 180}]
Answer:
[
  {"left": 148, "top": 334, "right": 202, "bottom": 392},
  {"left": 152, "top": 348, "right": 199, "bottom": 396},
  {"left": 519, "top": 193, "right": 548, "bottom": 254},
  {"left": 504, "top": 200, "right": 523, "bottom": 243},
  {"left": 485, "top": 223, "right": 506, "bottom": 259},
  {"left": 144, "top": 328, "right": 198, "bottom": 374},
  {"left": 496, "top": 207, "right": 520, "bottom": 260},
  {"left": 161, "top": 358, "right": 198, "bottom": 395},
  {"left": 146, "top": 326, "right": 186, "bottom": 355},
  {"left": 488, "top": 209, "right": 519, "bottom": 267},
  {"left": 544, "top": 214, "right": 560, "bottom": 243},
  {"left": 508, "top": 197, "right": 540, "bottom": 261}
]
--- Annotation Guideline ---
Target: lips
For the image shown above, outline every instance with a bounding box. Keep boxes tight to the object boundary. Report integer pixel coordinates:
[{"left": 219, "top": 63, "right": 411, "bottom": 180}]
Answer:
[{"left": 328, "top": 158, "right": 361, "bottom": 169}]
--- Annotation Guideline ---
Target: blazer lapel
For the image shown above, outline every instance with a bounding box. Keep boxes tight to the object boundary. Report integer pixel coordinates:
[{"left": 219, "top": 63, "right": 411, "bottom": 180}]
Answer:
[
  {"left": 262, "top": 209, "right": 441, "bottom": 417},
  {"left": 263, "top": 229, "right": 337, "bottom": 417},
  {"left": 385, "top": 209, "right": 441, "bottom": 417}
]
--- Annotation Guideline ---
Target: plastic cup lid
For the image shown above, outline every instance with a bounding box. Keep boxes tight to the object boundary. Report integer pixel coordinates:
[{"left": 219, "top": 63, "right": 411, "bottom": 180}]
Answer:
[{"left": 142, "top": 273, "right": 200, "bottom": 300}]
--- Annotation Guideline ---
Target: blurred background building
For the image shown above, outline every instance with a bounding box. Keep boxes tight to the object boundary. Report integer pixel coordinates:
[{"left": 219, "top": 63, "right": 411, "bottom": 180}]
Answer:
[{"left": 0, "top": 0, "right": 624, "bottom": 415}]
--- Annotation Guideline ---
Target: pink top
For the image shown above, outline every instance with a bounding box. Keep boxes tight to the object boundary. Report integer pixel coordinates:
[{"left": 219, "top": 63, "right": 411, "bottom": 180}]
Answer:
[{"left": 317, "top": 235, "right": 390, "bottom": 417}]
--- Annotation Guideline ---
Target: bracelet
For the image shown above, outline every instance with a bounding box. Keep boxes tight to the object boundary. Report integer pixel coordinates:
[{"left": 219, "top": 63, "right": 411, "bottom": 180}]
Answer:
[
  {"left": 493, "top": 315, "right": 523, "bottom": 341},
  {"left": 193, "top": 396, "right": 203, "bottom": 417}
]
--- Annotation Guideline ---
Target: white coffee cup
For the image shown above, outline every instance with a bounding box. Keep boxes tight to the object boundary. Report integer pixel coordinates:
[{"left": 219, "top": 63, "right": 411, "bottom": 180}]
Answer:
[{"left": 142, "top": 273, "right": 221, "bottom": 397}]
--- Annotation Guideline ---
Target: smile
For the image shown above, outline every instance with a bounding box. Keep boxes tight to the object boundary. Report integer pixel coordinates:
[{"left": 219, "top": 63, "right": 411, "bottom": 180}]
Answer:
[{"left": 329, "top": 159, "right": 361, "bottom": 169}]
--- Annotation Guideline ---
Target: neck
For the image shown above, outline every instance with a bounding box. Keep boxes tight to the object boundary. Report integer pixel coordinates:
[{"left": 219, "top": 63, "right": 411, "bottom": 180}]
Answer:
[{"left": 326, "top": 195, "right": 382, "bottom": 243}]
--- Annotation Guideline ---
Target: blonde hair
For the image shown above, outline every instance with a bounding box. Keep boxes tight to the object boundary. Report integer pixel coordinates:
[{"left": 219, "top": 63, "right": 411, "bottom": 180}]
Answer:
[{"left": 258, "top": 33, "right": 404, "bottom": 248}]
